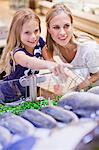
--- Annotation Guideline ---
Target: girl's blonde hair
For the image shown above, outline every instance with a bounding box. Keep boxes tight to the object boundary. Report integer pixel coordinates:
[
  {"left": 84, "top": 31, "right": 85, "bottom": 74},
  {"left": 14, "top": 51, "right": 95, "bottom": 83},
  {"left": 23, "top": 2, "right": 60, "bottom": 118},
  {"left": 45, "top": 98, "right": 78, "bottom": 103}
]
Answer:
[
  {"left": 46, "top": 3, "right": 73, "bottom": 55},
  {"left": 0, "top": 8, "right": 41, "bottom": 75}
]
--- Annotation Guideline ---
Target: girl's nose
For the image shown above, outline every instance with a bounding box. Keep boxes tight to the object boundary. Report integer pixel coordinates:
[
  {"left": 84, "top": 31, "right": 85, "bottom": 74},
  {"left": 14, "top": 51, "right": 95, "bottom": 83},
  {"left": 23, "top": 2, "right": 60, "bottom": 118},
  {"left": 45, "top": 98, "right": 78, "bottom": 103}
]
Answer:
[{"left": 31, "top": 32, "right": 36, "bottom": 39}]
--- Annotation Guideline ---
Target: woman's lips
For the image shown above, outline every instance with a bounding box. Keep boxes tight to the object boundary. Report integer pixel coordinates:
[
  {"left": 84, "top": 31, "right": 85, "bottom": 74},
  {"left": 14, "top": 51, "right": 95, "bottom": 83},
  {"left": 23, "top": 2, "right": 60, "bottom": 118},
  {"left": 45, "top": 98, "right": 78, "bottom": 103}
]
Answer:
[
  {"left": 58, "top": 37, "right": 67, "bottom": 41},
  {"left": 58, "top": 36, "right": 67, "bottom": 40}
]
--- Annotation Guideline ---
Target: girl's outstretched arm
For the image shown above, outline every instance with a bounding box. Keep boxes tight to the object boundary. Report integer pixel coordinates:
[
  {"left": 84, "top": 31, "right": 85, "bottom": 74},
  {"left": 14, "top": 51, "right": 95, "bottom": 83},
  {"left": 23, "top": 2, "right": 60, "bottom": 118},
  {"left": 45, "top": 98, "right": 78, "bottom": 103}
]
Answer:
[{"left": 14, "top": 51, "right": 70, "bottom": 82}]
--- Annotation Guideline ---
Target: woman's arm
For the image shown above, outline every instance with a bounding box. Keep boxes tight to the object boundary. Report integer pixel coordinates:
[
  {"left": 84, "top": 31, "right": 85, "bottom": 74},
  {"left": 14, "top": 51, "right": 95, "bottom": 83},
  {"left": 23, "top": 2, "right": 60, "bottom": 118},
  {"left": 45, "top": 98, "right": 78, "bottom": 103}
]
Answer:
[
  {"left": 75, "top": 72, "right": 99, "bottom": 91},
  {"left": 75, "top": 41, "right": 99, "bottom": 91}
]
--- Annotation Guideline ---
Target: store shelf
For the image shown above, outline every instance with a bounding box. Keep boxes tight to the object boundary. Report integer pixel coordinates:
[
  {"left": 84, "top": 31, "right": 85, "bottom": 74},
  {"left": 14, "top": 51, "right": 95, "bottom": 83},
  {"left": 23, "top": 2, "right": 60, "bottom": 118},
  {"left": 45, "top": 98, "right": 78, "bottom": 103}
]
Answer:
[
  {"left": 72, "top": 9, "right": 99, "bottom": 37},
  {"left": 38, "top": 1, "right": 99, "bottom": 39}
]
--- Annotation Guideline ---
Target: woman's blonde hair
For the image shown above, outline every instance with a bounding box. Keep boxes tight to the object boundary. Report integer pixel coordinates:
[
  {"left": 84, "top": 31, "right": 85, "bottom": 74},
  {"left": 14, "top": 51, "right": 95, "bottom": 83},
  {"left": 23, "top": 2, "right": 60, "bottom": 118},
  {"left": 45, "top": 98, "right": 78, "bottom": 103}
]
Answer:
[
  {"left": 0, "top": 8, "right": 41, "bottom": 75},
  {"left": 46, "top": 3, "right": 73, "bottom": 55}
]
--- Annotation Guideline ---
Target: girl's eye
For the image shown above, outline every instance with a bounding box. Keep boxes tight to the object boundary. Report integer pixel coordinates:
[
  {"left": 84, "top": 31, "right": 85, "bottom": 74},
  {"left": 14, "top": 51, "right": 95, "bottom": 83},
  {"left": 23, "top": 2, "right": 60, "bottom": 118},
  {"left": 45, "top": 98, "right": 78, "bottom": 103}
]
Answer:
[
  {"left": 25, "top": 31, "right": 30, "bottom": 35},
  {"left": 34, "top": 29, "right": 39, "bottom": 34}
]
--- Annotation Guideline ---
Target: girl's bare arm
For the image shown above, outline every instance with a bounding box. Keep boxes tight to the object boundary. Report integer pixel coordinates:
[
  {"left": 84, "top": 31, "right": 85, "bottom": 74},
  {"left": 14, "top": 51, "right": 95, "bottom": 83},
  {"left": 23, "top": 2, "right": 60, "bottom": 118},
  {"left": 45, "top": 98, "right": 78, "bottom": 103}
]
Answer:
[{"left": 14, "top": 51, "right": 70, "bottom": 81}]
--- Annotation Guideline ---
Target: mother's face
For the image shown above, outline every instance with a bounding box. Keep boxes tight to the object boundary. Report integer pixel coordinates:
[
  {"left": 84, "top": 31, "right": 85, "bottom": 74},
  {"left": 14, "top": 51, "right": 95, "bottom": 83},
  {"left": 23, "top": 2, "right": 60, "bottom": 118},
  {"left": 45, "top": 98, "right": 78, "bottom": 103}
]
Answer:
[{"left": 48, "top": 12, "right": 73, "bottom": 47}]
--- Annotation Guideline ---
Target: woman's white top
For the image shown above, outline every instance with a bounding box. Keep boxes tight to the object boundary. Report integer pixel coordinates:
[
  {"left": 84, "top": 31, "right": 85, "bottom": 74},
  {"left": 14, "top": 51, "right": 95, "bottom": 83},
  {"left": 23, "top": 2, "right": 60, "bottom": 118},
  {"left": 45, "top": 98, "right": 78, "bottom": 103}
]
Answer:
[{"left": 53, "top": 40, "right": 99, "bottom": 84}]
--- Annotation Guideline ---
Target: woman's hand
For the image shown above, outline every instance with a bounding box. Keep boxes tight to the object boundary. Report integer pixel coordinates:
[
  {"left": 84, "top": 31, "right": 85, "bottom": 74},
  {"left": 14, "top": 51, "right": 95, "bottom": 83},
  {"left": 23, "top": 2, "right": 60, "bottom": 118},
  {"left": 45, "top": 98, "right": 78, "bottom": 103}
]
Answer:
[
  {"left": 74, "top": 72, "right": 99, "bottom": 91},
  {"left": 74, "top": 80, "right": 91, "bottom": 91}
]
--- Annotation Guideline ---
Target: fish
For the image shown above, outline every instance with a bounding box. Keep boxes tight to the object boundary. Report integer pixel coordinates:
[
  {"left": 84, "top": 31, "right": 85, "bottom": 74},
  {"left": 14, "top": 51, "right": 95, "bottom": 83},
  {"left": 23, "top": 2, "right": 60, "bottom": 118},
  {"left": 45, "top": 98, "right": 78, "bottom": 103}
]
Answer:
[
  {"left": 88, "top": 86, "right": 99, "bottom": 95},
  {"left": 40, "top": 106, "right": 78, "bottom": 123},
  {"left": 3, "top": 136, "right": 37, "bottom": 150},
  {"left": 0, "top": 125, "right": 12, "bottom": 148},
  {"left": 0, "top": 112, "right": 35, "bottom": 137},
  {"left": 58, "top": 92, "right": 99, "bottom": 118},
  {"left": 21, "top": 109, "right": 57, "bottom": 129}
]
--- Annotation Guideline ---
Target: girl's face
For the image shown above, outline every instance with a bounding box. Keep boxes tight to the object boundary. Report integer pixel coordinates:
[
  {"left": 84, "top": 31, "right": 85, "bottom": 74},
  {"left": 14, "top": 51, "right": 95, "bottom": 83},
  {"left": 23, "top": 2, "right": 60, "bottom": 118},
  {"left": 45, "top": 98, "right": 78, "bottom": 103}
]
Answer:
[
  {"left": 21, "top": 19, "right": 40, "bottom": 51},
  {"left": 48, "top": 12, "right": 73, "bottom": 47}
]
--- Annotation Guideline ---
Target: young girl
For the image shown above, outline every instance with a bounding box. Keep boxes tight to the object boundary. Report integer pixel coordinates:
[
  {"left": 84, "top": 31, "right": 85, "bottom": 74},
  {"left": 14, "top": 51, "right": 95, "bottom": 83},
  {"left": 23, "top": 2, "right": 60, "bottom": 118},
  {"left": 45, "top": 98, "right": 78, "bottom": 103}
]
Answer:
[
  {"left": 0, "top": 8, "right": 70, "bottom": 102},
  {"left": 44, "top": 3, "right": 99, "bottom": 91}
]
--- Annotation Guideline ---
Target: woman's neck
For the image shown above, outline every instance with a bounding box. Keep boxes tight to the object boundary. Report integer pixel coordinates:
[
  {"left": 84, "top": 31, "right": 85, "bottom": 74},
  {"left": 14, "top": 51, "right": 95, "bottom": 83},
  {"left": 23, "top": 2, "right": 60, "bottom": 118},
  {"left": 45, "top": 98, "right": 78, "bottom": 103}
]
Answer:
[
  {"left": 59, "top": 42, "right": 77, "bottom": 51},
  {"left": 58, "top": 43, "right": 77, "bottom": 63}
]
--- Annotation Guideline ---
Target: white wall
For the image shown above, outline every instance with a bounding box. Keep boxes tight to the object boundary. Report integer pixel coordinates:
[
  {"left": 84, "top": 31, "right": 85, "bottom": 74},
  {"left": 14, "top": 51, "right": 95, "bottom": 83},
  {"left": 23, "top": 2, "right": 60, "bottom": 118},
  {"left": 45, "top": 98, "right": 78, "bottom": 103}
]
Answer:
[
  {"left": 84, "top": 0, "right": 99, "bottom": 4},
  {"left": 64, "top": 0, "right": 99, "bottom": 5}
]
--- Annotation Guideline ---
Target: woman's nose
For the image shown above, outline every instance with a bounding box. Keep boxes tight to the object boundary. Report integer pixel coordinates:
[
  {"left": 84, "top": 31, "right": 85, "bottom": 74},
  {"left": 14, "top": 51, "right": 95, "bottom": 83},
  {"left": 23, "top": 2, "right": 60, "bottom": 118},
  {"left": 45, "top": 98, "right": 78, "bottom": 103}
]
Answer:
[{"left": 59, "top": 28, "right": 66, "bottom": 35}]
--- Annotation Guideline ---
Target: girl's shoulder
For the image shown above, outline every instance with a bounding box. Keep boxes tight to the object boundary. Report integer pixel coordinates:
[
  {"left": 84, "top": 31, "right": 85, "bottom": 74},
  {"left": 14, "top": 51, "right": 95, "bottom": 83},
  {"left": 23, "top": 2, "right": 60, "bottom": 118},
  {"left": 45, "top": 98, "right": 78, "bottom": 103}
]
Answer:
[
  {"left": 13, "top": 47, "right": 25, "bottom": 55},
  {"left": 38, "top": 37, "right": 45, "bottom": 48}
]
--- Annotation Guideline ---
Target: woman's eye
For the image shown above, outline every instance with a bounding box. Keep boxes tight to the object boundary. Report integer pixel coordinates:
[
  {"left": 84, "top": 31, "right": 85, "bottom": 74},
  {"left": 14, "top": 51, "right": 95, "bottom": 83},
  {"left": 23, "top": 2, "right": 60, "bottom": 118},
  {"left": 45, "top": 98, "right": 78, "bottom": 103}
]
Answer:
[
  {"left": 64, "top": 24, "right": 70, "bottom": 29},
  {"left": 53, "top": 26, "right": 60, "bottom": 30}
]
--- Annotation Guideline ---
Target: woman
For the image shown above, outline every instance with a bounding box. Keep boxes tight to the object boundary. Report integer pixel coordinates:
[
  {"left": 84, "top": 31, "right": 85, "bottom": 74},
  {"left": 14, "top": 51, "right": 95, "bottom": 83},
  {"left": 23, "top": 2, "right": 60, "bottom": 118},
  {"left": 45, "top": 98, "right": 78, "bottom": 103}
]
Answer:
[{"left": 43, "top": 3, "right": 99, "bottom": 91}]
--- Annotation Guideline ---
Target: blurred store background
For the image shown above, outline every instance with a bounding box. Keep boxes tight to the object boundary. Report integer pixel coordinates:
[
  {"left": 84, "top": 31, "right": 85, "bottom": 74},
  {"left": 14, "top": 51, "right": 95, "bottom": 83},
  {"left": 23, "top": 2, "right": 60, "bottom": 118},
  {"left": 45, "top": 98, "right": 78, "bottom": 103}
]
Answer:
[{"left": 0, "top": 0, "right": 99, "bottom": 51}]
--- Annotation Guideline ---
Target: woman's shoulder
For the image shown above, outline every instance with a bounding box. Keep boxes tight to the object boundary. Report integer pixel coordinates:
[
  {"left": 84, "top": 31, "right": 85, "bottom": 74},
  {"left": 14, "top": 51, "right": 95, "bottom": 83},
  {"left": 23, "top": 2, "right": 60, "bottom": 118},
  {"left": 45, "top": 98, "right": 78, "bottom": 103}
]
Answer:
[
  {"left": 75, "top": 34, "right": 96, "bottom": 45},
  {"left": 76, "top": 36, "right": 97, "bottom": 52},
  {"left": 75, "top": 36, "right": 99, "bottom": 59}
]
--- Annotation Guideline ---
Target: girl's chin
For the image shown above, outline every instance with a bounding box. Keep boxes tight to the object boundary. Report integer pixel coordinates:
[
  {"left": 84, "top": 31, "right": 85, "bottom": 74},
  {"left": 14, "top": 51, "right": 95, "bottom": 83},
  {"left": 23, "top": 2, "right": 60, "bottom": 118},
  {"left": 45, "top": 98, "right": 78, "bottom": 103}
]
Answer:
[{"left": 28, "top": 43, "right": 37, "bottom": 47}]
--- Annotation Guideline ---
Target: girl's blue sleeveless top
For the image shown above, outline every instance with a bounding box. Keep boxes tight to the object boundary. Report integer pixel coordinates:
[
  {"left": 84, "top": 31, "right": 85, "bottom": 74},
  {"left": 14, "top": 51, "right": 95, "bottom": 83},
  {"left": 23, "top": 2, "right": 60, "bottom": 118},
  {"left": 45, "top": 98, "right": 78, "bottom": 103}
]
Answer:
[{"left": 4, "top": 37, "right": 45, "bottom": 81}]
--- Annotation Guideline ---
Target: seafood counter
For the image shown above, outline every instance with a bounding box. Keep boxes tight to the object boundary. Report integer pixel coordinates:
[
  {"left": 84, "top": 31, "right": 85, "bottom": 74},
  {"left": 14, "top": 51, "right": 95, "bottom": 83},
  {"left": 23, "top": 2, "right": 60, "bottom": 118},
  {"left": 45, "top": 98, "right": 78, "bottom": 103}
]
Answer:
[{"left": 0, "top": 91, "right": 99, "bottom": 150}]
